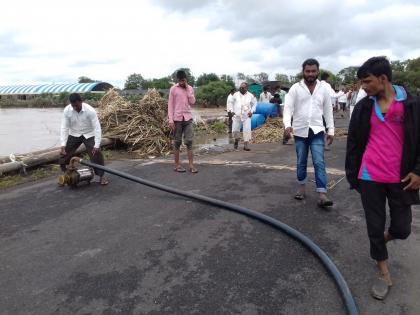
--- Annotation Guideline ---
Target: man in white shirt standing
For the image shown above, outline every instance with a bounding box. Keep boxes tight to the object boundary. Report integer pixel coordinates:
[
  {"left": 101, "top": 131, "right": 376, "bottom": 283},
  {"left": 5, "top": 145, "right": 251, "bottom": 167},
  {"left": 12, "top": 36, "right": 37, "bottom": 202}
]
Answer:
[
  {"left": 284, "top": 58, "right": 334, "bottom": 207},
  {"left": 259, "top": 86, "right": 273, "bottom": 103},
  {"left": 59, "top": 93, "right": 108, "bottom": 185},
  {"left": 229, "top": 82, "right": 257, "bottom": 151}
]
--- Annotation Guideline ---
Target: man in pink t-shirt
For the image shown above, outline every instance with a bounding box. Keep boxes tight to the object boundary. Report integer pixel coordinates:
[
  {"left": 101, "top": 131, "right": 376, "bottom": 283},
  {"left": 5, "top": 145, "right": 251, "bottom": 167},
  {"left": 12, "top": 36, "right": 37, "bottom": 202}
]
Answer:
[
  {"left": 168, "top": 70, "right": 197, "bottom": 173},
  {"left": 346, "top": 57, "right": 420, "bottom": 300}
]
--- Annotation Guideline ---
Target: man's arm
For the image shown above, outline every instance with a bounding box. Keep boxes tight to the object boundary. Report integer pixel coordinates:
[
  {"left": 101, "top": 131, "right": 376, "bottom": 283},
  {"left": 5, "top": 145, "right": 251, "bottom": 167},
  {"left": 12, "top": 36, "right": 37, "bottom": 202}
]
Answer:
[
  {"left": 283, "top": 88, "right": 294, "bottom": 129},
  {"left": 250, "top": 95, "right": 257, "bottom": 113},
  {"left": 345, "top": 104, "right": 361, "bottom": 190},
  {"left": 90, "top": 111, "right": 102, "bottom": 149},
  {"left": 187, "top": 85, "right": 195, "bottom": 106},
  {"left": 168, "top": 87, "right": 175, "bottom": 124},
  {"left": 60, "top": 108, "right": 70, "bottom": 148},
  {"left": 227, "top": 95, "right": 233, "bottom": 113},
  {"left": 402, "top": 97, "right": 420, "bottom": 190},
  {"left": 323, "top": 89, "right": 334, "bottom": 136}
]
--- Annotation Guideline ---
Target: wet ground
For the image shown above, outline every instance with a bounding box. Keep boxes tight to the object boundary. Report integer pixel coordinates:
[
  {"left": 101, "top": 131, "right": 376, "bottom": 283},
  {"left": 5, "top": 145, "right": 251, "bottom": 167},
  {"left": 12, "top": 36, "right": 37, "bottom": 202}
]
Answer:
[{"left": 1, "top": 137, "right": 419, "bottom": 315}]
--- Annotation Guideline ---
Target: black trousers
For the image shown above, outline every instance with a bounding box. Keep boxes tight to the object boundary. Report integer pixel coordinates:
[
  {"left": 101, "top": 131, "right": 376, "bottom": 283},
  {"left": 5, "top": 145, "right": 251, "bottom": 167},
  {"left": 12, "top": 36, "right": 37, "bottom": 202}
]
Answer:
[
  {"left": 360, "top": 180, "right": 412, "bottom": 261},
  {"left": 59, "top": 135, "right": 104, "bottom": 176}
]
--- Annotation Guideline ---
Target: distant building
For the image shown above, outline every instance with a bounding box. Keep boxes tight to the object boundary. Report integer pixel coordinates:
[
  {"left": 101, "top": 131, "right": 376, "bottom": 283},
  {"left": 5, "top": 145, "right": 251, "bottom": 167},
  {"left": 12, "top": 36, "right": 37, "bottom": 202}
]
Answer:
[{"left": 0, "top": 82, "right": 113, "bottom": 100}]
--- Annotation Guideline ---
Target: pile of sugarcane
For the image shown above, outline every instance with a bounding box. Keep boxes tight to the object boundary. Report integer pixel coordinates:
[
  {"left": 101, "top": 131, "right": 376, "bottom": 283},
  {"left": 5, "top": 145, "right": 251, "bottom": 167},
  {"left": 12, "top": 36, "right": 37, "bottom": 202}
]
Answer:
[
  {"left": 98, "top": 89, "right": 171, "bottom": 156},
  {"left": 251, "top": 117, "right": 285, "bottom": 144},
  {"left": 335, "top": 128, "right": 348, "bottom": 137}
]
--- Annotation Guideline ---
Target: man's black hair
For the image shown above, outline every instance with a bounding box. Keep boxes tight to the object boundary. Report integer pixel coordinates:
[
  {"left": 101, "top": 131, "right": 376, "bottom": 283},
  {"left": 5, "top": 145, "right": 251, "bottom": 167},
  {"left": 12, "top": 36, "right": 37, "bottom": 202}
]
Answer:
[
  {"left": 176, "top": 70, "right": 187, "bottom": 80},
  {"left": 320, "top": 72, "right": 330, "bottom": 81},
  {"left": 302, "top": 58, "right": 320, "bottom": 70},
  {"left": 357, "top": 56, "right": 392, "bottom": 81},
  {"left": 69, "top": 93, "right": 82, "bottom": 103},
  {"left": 263, "top": 85, "right": 269, "bottom": 91},
  {"left": 230, "top": 88, "right": 235, "bottom": 93}
]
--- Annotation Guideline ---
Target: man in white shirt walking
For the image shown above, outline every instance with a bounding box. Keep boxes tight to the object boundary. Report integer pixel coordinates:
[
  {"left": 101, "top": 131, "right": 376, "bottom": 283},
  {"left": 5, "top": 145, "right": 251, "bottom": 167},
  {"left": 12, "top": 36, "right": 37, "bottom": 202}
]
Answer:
[
  {"left": 259, "top": 86, "right": 273, "bottom": 103},
  {"left": 59, "top": 93, "right": 108, "bottom": 185},
  {"left": 284, "top": 58, "right": 334, "bottom": 207},
  {"left": 229, "top": 82, "right": 257, "bottom": 151}
]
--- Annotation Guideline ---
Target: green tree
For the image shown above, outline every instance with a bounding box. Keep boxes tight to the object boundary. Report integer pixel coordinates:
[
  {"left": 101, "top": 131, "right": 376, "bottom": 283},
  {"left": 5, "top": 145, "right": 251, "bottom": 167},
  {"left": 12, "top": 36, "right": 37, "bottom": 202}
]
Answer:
[
  {"left": 391, "top": 60, "right": 408, "bottom": 72},
  {"left": 220, "top": 74, "right": 235, "bottom": 85},
  {"left": 196, "top": 81, "right": 234, "bottom": 107},
  {"left": 337, "top": 66, "right": 359, "bottom": 85},
  {"left": 124, "top": 73, "right": 145, "bottom": 90},
  {"left": 196, "top": 73, "right": 220, "bottom": 86},
  {"left": 319, "top": 69, "right": 340, "bottom": 89},
  {"left": 274, "top": 73, "right": 291, "bottom": 86},
  {"left": 392, "top": 57, "right": 420, "bottom": 93},
  {"left": 253, "top": 72, "right": 269, "bottom": 83},
  {"left": 78, "top": 76, "right": 96, "bottom": 83},
  {"left": 171, "top": 68, "right": 195, "bottom": 86},
  {"left": 142, "top": 76, "right": 172, "bottom": 89}
]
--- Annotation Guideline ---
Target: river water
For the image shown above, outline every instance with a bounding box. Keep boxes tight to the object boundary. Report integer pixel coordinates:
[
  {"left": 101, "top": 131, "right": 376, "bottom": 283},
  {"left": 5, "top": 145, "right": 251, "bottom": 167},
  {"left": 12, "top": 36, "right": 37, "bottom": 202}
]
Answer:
[
  {"left": 0, "top": 107, "right": 229, "bottom": 157},
  {"left": 0, "top": 108, "right": 63, "bottom": 156}
]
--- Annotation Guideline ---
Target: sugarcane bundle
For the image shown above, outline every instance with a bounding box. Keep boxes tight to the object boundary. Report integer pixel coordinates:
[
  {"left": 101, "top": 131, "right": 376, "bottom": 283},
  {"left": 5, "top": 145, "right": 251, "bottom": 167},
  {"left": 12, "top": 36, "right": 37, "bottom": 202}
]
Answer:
[
  {"left": 251, "top": 117, "right": 285, "bottom": 144},
  {"left": 98, "top": 89, "right": 171, "bottom": 156}
]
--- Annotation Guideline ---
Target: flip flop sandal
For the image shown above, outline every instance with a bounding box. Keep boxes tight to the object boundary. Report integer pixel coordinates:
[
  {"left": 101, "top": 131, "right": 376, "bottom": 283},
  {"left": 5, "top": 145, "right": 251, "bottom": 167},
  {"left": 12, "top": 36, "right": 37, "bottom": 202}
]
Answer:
[
  {"left": 174, "top": 166, "right": 186, "bottom": 172},
  {"left": 371, "top": 277, "right": 392, "bottom": 300},
  {"left": 189, "top": 167, "right": 198, "bottom": 174},
  {"left": 294, "top": 193, "right": 305, "bottom": 200},
  {"left": 318, "top": 199, "right": 333, "bottom": 208},
  {"left": 100, "top": 178, "right": 109, "bottom": 185}
]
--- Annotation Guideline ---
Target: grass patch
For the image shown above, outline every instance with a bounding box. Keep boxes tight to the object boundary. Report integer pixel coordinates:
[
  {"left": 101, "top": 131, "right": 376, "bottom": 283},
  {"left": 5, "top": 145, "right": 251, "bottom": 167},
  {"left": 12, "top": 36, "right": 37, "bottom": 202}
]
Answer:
[
  {"left": 0, "top": 164, "right": 60, "bottom": 190},
  {"left": 209, "top": 120, "right": 227, "bottom": 133},
  {"left": 82, "top": 149, "right": 113, "bottom": 160}
]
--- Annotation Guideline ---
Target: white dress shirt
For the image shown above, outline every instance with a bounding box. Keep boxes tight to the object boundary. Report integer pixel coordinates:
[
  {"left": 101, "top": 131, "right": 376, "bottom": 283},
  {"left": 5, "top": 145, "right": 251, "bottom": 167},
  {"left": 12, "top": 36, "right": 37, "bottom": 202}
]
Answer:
[
  {"left": 259, "top": 91, "right": 273, "bottom": 103},
  {"left": 60, "top": 103, "right": 102, "bottom": 148},
  {"left": 230, "top": 91, "right": 257, "bottom": 121},
  {"left": 320, "top": 80, "right": 337, "bottom": 106},
  {"left": 284, "top": 80, "right": 334, "bottom": 138},
  {"left": 355, "top": 87, "right": 367, "bottom": 104},
  {"left": 336, "top": 90, "right": 347, "bottom": 103}
]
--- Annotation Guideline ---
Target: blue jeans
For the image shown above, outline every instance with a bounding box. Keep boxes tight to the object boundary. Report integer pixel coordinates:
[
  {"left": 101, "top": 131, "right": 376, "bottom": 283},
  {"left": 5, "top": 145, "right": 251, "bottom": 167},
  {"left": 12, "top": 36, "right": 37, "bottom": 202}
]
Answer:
[{"left": 294, "top": 130, "right": 327, "bottom": 193}]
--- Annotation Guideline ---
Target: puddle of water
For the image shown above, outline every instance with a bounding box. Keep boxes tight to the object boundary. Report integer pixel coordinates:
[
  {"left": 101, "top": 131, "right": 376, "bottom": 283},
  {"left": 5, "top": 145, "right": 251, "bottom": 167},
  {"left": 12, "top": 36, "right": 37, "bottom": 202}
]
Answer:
[{"left": 193, "top": 132, "right": 231, "bottom": 150}]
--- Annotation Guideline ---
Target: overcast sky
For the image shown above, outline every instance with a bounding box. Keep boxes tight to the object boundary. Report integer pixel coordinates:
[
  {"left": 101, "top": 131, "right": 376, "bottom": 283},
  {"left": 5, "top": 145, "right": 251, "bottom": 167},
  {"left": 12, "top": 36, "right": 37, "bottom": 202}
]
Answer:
[{"left": 1, "top": 0, "right": 420, "bottom": 88}]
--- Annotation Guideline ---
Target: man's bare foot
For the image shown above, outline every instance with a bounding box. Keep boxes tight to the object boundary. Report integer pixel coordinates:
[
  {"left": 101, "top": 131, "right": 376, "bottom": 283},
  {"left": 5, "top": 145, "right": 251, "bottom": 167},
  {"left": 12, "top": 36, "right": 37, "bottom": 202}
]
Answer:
[{"left": 384, "top": 231, "right": 394, "bottom": 243}]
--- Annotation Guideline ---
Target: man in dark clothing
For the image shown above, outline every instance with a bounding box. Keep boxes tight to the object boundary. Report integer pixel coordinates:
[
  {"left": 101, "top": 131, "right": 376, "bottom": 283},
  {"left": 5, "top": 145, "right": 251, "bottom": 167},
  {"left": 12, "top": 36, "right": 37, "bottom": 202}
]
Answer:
[
  {"left": 346, "top": 56, "right": 420, "bottom": 300},
  {"left": 270, "top": 93, "right": 282, "bottom": 117}
]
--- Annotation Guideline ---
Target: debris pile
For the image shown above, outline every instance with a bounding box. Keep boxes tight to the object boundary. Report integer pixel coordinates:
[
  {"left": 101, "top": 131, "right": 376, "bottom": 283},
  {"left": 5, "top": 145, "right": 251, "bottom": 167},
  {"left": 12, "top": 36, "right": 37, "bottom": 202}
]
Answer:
[
  {"left": 251, "top": 118, "right": 285, "bottom": 144},
  {"left": 99, "top": 89, "right": 171, "bottom": 156}
]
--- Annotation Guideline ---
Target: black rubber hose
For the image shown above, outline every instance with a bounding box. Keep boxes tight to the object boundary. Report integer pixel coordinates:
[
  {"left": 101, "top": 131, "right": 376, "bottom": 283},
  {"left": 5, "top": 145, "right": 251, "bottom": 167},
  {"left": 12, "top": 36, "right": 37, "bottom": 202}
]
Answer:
[{"left": 80, "top": 159, "right": 359, "bottom": 315}]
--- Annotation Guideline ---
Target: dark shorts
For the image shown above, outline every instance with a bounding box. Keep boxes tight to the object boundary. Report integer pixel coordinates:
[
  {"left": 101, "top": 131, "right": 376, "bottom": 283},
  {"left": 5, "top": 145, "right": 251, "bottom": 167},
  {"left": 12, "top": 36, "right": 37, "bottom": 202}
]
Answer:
[{"left": 174, "top": 119, "right": 194, "bottom": 150}]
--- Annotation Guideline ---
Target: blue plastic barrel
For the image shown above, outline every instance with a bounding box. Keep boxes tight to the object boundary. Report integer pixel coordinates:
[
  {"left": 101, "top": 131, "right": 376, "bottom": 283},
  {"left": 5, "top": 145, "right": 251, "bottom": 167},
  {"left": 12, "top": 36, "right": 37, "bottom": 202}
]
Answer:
[
  {"left": 256, "top": 102, "right": 277, "bottom": 118},
  {"left": 251, "top": 113, "right": 266, "bottom": 130},
  {"left": 240, "top": 114, "right": 265, "bottom": 131}
]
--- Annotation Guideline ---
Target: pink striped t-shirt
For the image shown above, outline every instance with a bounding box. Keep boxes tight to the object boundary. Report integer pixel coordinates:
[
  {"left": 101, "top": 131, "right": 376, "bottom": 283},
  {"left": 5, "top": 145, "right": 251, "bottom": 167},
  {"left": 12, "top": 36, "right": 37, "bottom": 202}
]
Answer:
[{"left": 358, "top": 87, "right": 406, "bottom": 183}]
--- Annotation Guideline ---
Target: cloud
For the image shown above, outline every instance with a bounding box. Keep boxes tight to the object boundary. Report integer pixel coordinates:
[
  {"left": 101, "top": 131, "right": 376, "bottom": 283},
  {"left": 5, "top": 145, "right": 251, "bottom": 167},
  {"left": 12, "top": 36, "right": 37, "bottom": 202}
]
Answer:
[
  {"left": 1, "top": 0, "right": 420, "bottom": 86},
  {"left": 154, "top": 0, "right": 420, "bottom": 74},
  {"left": 70, "top": 59, "right": 121, "bottom": 68},
  {"left": 0, "top": 32, "right": 29, "bottom": 57}
]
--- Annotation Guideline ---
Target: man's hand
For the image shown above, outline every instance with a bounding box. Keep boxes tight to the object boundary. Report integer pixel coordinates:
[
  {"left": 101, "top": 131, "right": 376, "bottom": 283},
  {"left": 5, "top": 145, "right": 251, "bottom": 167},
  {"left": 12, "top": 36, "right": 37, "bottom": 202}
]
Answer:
[
  {"left": 92, "top": 147, "right": 100, "bottom": 156},
  {"left": 248, "top": 112, "right": 252, "bottom": 118},
  {"left": 326, "top": 135, "right": 334, "bottom": 146},
  {"left": 60, "top": 146, "right": 66, "bottom": 156},
  {"left": 169, "top": 122, "right": 175, "bottom": 131},
  {"left": 402, "top": 172, "right": 420, "bottom": 190},
  {"left": 285, "top": 127, "right": 293, "bottom": 138}
]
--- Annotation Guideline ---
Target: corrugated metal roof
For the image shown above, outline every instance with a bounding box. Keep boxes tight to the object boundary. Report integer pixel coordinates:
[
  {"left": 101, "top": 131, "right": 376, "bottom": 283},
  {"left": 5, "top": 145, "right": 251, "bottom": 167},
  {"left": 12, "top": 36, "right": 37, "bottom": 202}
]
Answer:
[{"left": 0, "top": 82, "right": 111, "bottom": 95}]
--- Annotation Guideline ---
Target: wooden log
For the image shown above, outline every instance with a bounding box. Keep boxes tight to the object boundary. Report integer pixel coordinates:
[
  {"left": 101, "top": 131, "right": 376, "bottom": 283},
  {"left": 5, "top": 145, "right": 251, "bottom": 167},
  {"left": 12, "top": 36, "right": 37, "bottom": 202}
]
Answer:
[{"left": 0, "top": 138, "right": 115, "bottom": 176}]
